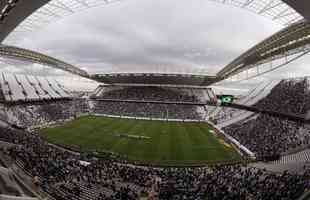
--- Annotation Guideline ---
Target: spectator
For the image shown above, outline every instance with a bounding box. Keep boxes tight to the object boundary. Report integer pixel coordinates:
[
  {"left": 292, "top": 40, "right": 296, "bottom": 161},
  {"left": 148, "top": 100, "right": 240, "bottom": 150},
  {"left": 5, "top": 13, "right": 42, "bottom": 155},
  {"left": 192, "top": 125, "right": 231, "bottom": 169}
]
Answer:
[
  {"left": 0, "top": 125, "right": 307, "bottom": 200},
  {"left": 92, "top": 86, "right": 205, "bottom": 120},
  {"left": 223, "top": 78, "right": 310, "bottom": 158}
]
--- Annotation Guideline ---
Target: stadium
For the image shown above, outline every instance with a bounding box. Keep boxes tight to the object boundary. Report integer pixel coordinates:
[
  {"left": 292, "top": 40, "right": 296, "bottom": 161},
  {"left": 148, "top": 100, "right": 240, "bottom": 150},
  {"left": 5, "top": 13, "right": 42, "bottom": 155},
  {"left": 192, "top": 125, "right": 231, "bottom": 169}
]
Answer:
[{"left": 0, "top": 0, "right": 309, "bottom": 200}]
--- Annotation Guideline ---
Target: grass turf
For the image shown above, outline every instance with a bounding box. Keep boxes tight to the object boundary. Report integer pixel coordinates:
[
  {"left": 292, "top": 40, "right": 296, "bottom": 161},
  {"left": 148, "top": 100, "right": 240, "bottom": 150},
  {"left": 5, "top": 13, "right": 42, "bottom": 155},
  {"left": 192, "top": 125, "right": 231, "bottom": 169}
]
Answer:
[{"left": 39, "top": 116, "right": 241, "bottom": 166}]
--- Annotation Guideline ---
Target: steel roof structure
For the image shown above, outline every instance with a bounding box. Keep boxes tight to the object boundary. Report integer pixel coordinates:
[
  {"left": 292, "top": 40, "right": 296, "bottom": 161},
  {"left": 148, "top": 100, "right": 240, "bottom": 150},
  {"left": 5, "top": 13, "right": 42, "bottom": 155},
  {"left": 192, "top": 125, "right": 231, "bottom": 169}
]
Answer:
[
  {"left": 208, "top": 0, "right": 303, "bottom": 26},
  {"left": 0, "top": 44, "right": 88, "bottom": 77},
  {"left": 283, "top": 0, "right": 310, "bottom": 22},
  {"left": 217, "top": 20, "right": 310, "bottom": 79},
  {"left": 91, "top": 73, "right": 218, "bottom": 86},
  {"left": 0, "top": 0, "right": 123, "bottom": 44},
  {"left": 0, "top": 0, "right": 305, "bottom": 44},
  {"left": 0, "top": 0, "right": 309, "bottom": 86}
]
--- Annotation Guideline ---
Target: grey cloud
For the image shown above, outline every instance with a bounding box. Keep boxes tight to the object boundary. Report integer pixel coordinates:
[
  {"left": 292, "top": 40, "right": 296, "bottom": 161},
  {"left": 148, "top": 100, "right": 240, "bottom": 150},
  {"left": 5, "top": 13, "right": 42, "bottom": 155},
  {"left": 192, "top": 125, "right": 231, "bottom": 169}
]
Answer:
[
  {"left": 15, "top": 0, "right": 281, "bottom": 76},
  {"left": 6, "top": 0, "right": 310, "bottom": 92}
]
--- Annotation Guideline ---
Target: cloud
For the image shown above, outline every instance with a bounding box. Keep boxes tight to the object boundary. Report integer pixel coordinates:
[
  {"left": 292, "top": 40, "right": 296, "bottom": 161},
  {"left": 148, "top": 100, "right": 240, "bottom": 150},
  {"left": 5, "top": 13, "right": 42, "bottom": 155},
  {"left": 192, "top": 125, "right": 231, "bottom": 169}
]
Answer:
[
  {"left": 4, "top": 0, "right": 310, "bottom": 92},
  {"left": 13, "top": 0, "right": 282, "bottom": 76}
]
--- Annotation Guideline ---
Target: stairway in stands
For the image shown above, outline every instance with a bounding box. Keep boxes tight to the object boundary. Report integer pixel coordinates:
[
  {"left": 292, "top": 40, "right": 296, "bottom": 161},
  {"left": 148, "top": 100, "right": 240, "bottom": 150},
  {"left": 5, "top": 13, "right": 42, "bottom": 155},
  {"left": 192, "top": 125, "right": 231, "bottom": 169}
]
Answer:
[
  {"left": 270, "top": 149, "right": 310, "bottom": 165},
  {"left": 251, "top": 148, "right": 310, "bottom": 173}
]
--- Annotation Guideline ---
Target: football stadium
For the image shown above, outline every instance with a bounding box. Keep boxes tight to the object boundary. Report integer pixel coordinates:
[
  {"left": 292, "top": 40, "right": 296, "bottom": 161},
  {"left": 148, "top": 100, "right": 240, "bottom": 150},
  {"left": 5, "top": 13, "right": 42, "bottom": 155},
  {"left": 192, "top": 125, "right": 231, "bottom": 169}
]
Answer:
[{"left": 0, "top": 0, "right": 309, "bottom": 200}]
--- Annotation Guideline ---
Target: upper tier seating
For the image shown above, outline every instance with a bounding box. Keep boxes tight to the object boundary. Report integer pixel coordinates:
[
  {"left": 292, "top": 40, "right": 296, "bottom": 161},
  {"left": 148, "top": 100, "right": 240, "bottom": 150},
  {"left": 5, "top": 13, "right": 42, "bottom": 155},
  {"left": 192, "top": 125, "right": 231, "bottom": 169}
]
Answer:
[
  {"left": 223, "top": 78, "right": 310, "bottom": 158},
  {"left": 0, "top": 73, "right": 72, "bottom": 102},
  {"left": 212, "top": 80, "right": 280, "bottom": 126}
]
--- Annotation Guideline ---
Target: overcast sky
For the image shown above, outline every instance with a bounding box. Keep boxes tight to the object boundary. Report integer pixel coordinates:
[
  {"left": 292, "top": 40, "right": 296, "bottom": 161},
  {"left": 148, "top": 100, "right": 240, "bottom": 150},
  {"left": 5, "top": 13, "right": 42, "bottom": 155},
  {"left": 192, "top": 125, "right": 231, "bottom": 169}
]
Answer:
[{"left": 1, "top": 0, "right": 310, "bottom": 92}]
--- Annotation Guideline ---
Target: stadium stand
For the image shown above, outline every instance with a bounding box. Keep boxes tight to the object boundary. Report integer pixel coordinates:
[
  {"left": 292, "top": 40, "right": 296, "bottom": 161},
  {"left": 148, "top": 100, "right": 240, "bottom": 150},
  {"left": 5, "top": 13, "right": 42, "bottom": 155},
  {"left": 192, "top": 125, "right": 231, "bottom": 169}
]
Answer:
[
  {"left": 202, "top": 88, "right": 217, "bottom": 102},
  {"left": 26, "top": 75, "right": 51, "bottom": 100},
  {"left": 92, "top": 85, "right": 105, "bottom": 97},
  {"left": 0, "top": 73, "right": 72, "bottom": 102},
  {"left": 0, "top": 0, "right": 309, "bottom": 198},
  {"left": 250, "top": 149, "right": 310, "bottom": 175},
  {"left": 15, "top": 74, "right": 39, "bottom": 101},
  {"left": 3, "top": 73, "right": 25, "bottom": 102},
  {"left": 93, "top": 102, "right": 204, "bottom": 120},
  {"left": 212, "top": 80, "right": 281, "bottom": 126},
  {"left": 46, "top": 78, "right": 70, "bottom": 98},
  {"left": 268, "top": 149, "right": 310, "bottom": 165},
  {"left": 91, "top": 86, "right": 209, "bottom": 120},
  {"left": 0, "top": 100, "right": 89, "bottom": 128},
  {"left": 0, "top": 76, "right": 307, "bottom": 199},
  {"left": 0, "top": 74, "right": 309, "bottom": 199},
  {"left": 0, "top": 73, "right": 88, "bottom": 128},
  {"left": 55, "top": 79, "right": 72, "bottom": 95},
  {"left": 36, "top": 76, "right": 60, "bottom": 99},
  {"left": 0, "top": 74, "right": 12, "bottom": 102},
  {"left": 0, "top": 167, "right": 23, "bottom": 197},
  {"left": 0, "top": 150, "right": 38, "bottom": 200},
  {"left": 0, "top": 125, "right": 308, "bottom": 200},
  {"left": 223, "top": 78, "right": 310, "bottom": 160}
]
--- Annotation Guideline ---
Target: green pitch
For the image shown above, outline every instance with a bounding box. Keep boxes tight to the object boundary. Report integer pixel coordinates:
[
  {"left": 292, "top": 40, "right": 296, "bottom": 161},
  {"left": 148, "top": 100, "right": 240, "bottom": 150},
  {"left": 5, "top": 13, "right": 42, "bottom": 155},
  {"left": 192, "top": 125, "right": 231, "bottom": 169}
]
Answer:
[{"left": 40, "top": 116, "right": 241, "bottom": 166}]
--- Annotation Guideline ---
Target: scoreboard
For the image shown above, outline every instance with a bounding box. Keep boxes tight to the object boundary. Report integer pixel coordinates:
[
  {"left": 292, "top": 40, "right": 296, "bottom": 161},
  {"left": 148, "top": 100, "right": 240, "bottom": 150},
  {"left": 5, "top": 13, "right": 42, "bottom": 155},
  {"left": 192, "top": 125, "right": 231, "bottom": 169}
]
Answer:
[{"left": 218, "top": 95, "right": 234, "bottom": 106}]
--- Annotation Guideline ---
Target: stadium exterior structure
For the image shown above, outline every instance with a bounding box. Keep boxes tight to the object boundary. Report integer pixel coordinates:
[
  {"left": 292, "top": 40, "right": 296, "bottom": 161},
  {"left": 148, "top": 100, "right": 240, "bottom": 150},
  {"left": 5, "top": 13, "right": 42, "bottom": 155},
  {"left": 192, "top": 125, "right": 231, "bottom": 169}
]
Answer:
[
  {"left": 283, "top": 0, "right": 310, "bottom": 23},
  {"left": 0, "top": 0, "right": 305, "bottom": 44},
  {"left": 217, "top": 20, "right": 310, "bottom": 79},
  {"left": 0, "top": 1, "right": 310, "bottom": 85}
]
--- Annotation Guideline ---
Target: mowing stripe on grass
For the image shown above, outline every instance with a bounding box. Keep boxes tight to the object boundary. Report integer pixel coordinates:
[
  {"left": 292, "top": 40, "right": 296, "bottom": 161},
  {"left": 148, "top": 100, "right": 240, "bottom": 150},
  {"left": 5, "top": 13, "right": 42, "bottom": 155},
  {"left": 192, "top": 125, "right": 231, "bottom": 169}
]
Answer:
[{"left": 39, "top": 116, "right": 242, "bottom": 165}]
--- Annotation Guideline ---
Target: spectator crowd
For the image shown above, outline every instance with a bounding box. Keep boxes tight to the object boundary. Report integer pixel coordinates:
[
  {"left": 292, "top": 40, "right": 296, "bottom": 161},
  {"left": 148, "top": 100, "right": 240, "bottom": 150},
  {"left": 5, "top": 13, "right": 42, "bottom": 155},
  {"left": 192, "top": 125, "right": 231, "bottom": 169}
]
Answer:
[
  {"left": 92, "top": 86, "right": 205, "bottom": 120},
  {"left": 0, "top": 79, "right": 308, "bottom": 199},
  {"left": 0, "top": 99, "right": 89, "bottom": 128},
  {"left": 0, "top": 126, "right": 309, "bottom": 200},
  {"left": 223, "top": 78, "right": 310, "bottom": 159}
]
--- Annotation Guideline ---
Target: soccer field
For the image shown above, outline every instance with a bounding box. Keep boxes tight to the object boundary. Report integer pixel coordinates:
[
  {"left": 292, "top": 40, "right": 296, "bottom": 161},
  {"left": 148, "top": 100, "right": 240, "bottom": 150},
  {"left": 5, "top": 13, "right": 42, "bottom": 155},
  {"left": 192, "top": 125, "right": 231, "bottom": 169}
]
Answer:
[{"left": 40, "top": 116, "right": 241, "bottom": 166}]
